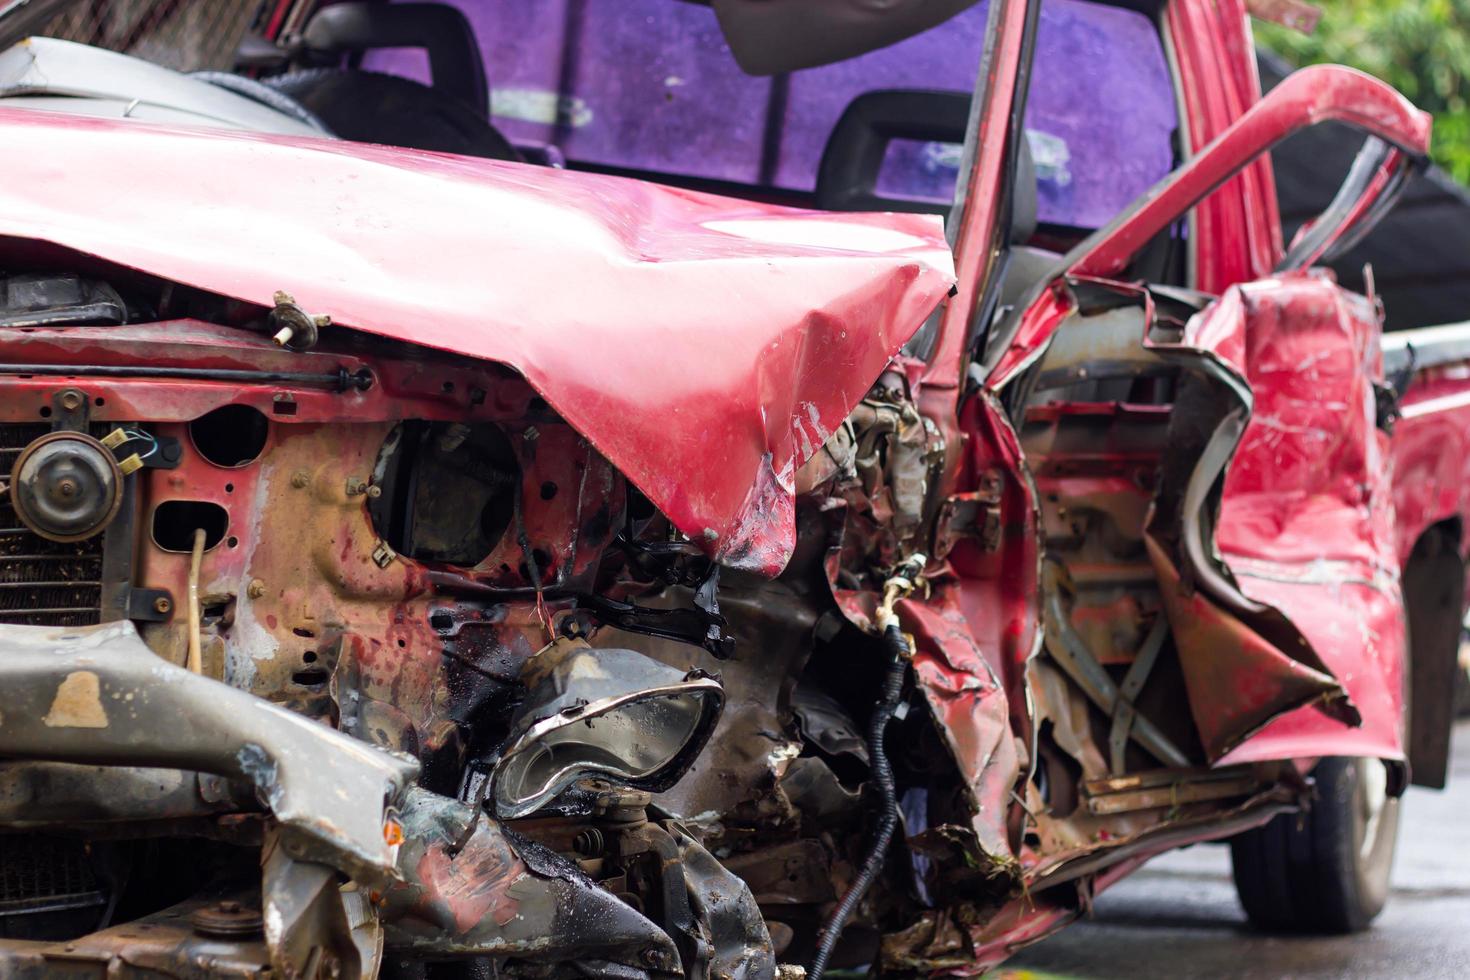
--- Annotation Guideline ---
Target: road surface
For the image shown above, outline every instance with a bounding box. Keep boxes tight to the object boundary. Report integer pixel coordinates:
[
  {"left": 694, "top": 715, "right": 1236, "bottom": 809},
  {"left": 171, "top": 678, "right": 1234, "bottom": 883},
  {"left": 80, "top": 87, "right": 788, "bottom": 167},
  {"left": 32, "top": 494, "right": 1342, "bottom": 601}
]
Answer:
[{"left": 1004, "top": 721, "right": 1470, "bottom": 979}]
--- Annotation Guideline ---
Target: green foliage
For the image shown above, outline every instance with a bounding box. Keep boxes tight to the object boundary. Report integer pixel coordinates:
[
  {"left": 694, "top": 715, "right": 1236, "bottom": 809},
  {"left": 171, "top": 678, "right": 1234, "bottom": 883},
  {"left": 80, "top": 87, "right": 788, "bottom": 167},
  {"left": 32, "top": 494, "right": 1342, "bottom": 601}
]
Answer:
[{"left": 1256, "top": 0, "right": 1470, "bottom": 183}]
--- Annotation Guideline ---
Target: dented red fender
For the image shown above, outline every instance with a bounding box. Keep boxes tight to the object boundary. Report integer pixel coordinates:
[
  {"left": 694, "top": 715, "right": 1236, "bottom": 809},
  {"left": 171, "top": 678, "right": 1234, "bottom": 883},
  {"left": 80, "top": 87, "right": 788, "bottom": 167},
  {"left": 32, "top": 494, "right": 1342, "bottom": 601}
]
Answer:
[
  {"left": 1179, "top": 274, "right": 1405, "bottom": 765},
  {"left": 1211, "top": 278, "right": 1405, "bottom": 765},
  {"left": 0, "top": 109, "right": 955, "bottom": 574}
]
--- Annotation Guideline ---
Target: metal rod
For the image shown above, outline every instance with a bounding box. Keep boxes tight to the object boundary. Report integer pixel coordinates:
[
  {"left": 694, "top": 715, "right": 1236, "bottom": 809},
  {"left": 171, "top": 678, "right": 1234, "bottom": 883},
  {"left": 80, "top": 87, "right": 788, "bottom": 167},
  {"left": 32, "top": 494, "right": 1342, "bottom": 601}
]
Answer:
[
  {"left": 0, "top": 607, "right": 100, "bottom": 615},
  {"left": 1108, "top": 616, "right": 1169, "bottom": 774},
  {"left": 0, "top": 581, "right": 101, "bottom": 589},
  {"left": 186, "top": 528, "right": 205, "bottom": 675},
  {"left": 0, "top": 363, "right": 372, "bottom": 391},
  {"left": 0, "top": 556, "right": 104, "bottom": 562}
]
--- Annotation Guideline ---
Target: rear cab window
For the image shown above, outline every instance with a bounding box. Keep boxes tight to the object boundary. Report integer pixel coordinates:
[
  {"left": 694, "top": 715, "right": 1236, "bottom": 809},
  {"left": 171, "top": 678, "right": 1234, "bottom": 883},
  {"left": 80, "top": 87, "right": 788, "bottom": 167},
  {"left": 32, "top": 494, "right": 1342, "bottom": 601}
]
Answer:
[{"left": 366, "top": 0, "right": 1177, "bottom": 236}]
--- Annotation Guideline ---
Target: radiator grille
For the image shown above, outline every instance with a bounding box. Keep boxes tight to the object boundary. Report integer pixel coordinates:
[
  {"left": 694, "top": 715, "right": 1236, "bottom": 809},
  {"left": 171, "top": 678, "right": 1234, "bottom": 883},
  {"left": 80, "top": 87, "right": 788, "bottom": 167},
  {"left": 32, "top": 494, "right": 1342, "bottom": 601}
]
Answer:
[
  {"left": 0, "top": 835, "right": 103, "bottom": 915},
  {"left": 0, "top": 424, "right": 106, "bottom": 628}
]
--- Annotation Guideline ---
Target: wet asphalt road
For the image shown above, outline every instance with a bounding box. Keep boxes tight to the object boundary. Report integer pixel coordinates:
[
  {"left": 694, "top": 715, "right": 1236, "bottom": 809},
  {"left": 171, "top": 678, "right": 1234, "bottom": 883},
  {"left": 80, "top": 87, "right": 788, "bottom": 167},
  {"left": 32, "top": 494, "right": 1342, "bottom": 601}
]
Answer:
[{"left": 1003, "top": 721, "right": 1470, "bottom": 979}]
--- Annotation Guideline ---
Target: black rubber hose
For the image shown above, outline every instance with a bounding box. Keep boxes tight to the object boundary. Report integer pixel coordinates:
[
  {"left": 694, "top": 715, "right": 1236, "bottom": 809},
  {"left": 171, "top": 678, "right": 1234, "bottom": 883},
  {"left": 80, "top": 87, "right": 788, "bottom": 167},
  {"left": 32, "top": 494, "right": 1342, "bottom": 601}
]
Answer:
[{"left": 807, "top": 623, "right": 909, "bottom": 980}]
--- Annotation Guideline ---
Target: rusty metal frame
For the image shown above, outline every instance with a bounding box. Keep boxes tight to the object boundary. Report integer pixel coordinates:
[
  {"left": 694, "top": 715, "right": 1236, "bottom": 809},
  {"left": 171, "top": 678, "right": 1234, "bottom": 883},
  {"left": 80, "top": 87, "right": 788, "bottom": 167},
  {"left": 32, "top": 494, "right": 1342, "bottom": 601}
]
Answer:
[
  {"left": 1040, "top": 562, "right": 1190, "bottom": 770},
  {"left": 1106, "top": 615, "right": 1169, "bottom": 774}
]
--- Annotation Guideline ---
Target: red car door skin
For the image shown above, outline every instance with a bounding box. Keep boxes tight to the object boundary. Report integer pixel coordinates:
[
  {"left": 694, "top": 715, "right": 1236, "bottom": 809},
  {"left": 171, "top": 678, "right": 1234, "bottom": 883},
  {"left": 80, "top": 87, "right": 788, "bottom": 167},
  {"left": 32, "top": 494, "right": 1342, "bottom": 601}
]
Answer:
[
  {"left": 981, "top": 65, "right": 1430, "bottom": 764},
  {"left": 1144, "top": 276, "right": 1402, "bottom": 763}
]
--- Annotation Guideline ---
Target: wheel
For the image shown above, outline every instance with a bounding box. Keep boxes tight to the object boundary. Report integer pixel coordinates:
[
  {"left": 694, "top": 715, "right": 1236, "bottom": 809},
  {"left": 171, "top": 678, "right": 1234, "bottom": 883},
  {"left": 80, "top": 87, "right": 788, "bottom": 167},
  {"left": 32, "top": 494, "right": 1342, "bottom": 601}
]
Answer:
[
  {"left": 1456, "top": 626, "right": 1470, "bottom": 717},
  {"left": 1230, "top": 756, "right": 1400, "bottom": 933}
]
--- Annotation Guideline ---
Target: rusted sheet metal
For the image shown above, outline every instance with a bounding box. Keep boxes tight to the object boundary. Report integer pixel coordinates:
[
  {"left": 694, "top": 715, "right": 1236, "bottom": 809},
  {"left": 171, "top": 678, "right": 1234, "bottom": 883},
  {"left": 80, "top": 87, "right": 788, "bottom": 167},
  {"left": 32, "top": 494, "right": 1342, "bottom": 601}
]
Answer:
[
  {"left": 1157, "top": 275, "right": 1405, "bottom": 765},
  {"left": 0, "top": 108, "right": 954, "bottom": 575},
  {"left": 0, "top": 895, "right": 275, "bottom": 978}
]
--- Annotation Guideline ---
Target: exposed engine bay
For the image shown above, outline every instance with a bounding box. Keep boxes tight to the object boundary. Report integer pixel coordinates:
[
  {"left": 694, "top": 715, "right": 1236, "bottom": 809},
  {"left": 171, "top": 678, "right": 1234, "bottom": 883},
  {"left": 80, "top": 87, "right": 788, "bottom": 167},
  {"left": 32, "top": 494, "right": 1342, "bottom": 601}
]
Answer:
[
  {"left": 0, "top": 249, "right": 1328, "bottom": 979},
  {"left": 0, "top": 260, "right": 948, "bottom": 976}
]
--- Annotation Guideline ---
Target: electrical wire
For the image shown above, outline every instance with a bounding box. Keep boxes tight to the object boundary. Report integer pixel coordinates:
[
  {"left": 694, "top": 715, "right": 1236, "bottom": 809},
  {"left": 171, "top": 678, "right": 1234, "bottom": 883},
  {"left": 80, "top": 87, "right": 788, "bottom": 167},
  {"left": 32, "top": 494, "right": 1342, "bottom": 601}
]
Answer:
[
  {"left": 807, "top": 623, "right": 909, "bottom": 980},
  {"left": 113, "top": 428, "right": 159, "bottom": 462},
  {"left": 808, "top": 554, "right": 925, "bottom": 980}
]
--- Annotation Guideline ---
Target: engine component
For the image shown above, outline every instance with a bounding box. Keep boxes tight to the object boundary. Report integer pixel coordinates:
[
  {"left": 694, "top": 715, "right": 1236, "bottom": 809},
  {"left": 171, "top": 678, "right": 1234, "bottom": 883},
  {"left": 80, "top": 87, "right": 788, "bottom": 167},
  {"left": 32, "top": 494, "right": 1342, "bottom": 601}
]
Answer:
[
  {"left": 267, "top": 290, "right": 330, "bottom": 350},
  {"left": 0, "top": 273, "right": 127, "bottom": 328},
  {"left": 8, "top": 431, "right": 124, "bottom": 543},
  {"left": 491, "top": 639, "right": 724, "bottom": 819},
  {"left": 0, "top": 423, "right": 109, "bottom": 627},
  {"left": 572, "top": 586, "right": 736, "bottom": 659}
]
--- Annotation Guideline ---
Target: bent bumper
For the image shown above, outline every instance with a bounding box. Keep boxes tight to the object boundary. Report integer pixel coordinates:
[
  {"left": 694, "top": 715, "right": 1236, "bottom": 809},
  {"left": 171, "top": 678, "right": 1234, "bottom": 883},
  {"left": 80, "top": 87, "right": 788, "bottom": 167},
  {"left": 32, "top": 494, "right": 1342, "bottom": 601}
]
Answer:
[{"left": 0, "top": 622, "right": 684, "bottom": 978}]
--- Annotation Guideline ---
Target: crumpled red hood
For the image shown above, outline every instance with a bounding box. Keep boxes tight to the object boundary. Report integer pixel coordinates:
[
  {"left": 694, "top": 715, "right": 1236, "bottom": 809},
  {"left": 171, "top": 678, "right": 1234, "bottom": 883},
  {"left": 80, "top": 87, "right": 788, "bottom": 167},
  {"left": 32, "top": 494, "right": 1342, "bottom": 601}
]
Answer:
[{"left": 0, "top": 109, "right": 954, "bottom": 573}]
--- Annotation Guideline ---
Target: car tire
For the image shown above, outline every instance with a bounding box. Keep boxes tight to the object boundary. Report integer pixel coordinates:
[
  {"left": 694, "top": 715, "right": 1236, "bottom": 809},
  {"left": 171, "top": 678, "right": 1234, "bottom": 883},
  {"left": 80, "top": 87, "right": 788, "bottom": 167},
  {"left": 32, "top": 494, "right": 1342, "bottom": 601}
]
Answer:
[
  {"left": 1230, "top": 755, "right": 1400, "bottom": 933},
  {"left": 1456, "top": 627, "right": 1470, "bottom": 717}
]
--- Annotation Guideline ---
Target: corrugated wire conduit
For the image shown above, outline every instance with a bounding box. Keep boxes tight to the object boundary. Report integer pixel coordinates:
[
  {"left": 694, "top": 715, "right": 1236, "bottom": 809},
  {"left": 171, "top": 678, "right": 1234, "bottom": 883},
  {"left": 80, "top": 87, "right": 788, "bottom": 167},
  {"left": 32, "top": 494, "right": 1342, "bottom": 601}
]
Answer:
[{"left": 808, "top": 558, "right": 923, "bottom": 980}]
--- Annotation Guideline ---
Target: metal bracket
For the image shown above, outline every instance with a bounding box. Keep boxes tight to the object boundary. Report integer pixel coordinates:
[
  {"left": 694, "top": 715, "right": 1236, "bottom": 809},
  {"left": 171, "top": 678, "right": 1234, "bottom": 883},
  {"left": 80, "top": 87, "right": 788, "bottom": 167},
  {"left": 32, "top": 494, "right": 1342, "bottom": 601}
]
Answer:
[
  {"left": 1107, "top": 615, "right": 1168, "bottom": 774},
  {"left": 1041, "top": 561, "right": 1189, "bottom": 770},
  {"left": 127, "top": 587, "right": 175, "bottom": 623},
  {"left": 49, "top": 387, "right": 90, "bottom": 432},
  {"left": 371, "top": 540, "right": 397, "bottom": 568},
  {"left": 146, "top": 435, "right": 182, "bottom": 469},
  {"left": 933, "top": 470, "right": 1004, "bottom": 559},
  {"left": 571, "top": 588, "right": 735, "bottom": 659}
]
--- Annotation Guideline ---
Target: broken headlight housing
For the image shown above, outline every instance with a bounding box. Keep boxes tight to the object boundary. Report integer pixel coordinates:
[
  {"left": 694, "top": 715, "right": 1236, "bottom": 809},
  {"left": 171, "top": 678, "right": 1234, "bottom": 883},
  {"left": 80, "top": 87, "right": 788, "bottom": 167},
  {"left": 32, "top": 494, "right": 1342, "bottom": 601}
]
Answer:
[{"left": 491, "top": 642, "right": 723, "bottom": 819}]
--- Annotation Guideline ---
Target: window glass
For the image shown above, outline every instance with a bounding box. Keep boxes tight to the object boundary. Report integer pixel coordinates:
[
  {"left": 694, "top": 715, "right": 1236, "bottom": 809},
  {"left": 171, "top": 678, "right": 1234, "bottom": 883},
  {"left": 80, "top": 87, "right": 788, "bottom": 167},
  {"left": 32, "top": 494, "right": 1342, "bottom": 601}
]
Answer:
[{"left": 366, "top": 0, "right": 1176, "bottom": 228}]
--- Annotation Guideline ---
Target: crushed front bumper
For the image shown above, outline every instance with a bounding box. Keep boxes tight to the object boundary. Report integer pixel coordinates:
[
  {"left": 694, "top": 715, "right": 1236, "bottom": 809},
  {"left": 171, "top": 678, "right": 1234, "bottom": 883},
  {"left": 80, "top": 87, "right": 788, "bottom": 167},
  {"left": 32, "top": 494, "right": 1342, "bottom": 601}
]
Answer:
[{"left": 0, "top": 622, "right": 704, "bottom": 979}]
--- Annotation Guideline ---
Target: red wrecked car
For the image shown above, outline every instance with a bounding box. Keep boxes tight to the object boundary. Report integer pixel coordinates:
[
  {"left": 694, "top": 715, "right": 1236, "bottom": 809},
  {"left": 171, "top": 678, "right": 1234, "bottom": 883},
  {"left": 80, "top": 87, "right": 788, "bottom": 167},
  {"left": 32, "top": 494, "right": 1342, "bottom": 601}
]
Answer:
[{"left": 0, "top": 0, "right": 1464, "bottom": 976}]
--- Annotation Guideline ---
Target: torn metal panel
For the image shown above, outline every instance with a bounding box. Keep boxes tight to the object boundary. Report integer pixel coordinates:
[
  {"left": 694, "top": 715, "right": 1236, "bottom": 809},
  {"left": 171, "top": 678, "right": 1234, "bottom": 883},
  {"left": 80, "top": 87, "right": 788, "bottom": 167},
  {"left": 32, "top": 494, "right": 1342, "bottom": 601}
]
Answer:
[
  {"left": 1211, "top": 276, "right": 1404, "bottom": 764},
  {"left": 664, "top": 824, "right": 777, "bottom": 980},
  {"left": 382, "top": 791, "right": 684, "bottom": 973},
  {"left": 1148, "top": 274, "right": 1404, "bottom": 764},
  {"left": 0, "top": 107, "right": 955, "bottom": 574},
  {"left": 897, "top": 594, "right": 1019, "bottom": 864}
]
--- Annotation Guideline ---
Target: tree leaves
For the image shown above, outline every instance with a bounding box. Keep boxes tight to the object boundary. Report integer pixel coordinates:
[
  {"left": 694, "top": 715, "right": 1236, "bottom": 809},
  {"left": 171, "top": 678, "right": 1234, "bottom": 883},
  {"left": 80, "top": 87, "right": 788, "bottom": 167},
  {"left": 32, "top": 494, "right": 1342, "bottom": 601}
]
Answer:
[{"left": 1258, "top": 0, "right": 1470, "bottom": 182}]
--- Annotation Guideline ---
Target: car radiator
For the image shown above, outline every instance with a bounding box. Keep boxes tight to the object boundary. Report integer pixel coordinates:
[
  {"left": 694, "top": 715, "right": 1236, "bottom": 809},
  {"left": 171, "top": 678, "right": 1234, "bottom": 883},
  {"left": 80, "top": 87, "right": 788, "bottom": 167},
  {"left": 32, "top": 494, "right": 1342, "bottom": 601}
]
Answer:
[{"left": 0, "top": 422, "right": 107, "bottom": 627}]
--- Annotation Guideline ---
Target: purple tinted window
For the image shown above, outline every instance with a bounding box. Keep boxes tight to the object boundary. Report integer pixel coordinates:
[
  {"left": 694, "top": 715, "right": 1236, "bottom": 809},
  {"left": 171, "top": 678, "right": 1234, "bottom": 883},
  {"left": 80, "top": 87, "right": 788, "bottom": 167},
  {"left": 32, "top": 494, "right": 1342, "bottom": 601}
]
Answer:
[
  {"left": 365, "top": 0, "right": 1176, "bottom": 229},
  {"left": 1027, "top": 1, "right": 1177, "bottom": 227}
]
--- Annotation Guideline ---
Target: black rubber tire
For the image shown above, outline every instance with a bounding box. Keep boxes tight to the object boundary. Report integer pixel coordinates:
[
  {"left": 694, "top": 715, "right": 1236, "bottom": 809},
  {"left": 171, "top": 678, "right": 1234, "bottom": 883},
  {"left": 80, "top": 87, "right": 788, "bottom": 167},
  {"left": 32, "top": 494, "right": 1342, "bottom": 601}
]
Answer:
[
  {"left": 1230, "top": 756, "right": 1400, "bottom": 933},
  {"left": 261, "top": 69, "right": 519, "bottom": 161},
  {"left": 1456, "top": 628, "right": 1470, "bottom": 717}
]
